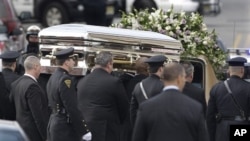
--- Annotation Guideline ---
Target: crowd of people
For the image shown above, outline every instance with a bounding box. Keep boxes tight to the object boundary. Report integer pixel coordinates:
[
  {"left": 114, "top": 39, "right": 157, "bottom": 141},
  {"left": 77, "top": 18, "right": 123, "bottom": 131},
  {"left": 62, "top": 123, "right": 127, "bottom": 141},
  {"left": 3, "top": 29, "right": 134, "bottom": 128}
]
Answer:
[{"left": 0, "top": 25, "right": 250, "bottom": 141}]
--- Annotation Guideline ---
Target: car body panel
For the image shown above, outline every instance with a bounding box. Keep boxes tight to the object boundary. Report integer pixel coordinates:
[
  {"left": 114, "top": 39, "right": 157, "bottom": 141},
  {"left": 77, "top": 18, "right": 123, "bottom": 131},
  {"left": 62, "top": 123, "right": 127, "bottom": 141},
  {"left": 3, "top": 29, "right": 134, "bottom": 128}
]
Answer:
[
  {"left": 12, "top": 0, "right": 118, "bottom": 26},
  {"left": 0, "top": 120, "right": 30, "bottom": 141},
  {"left": 0, "top": 0, "right": 25, "bottom": 51},
  {"left": 126, "top": 0, "right": 199, "bottom": 13}
]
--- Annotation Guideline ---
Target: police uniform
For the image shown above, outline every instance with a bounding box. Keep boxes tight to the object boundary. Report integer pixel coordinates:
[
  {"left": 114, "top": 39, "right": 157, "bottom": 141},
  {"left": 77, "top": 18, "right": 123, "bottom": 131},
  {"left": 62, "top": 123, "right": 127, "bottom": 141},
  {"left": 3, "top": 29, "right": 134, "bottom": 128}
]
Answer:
[
  {"left": 206, "top": 57, "right": 250, "bottom": 141},
  {"left": 130, "top": 55, "right": 166, "bottom": 126},
  {"left": 47, "top": 48, "right": 89, "bottom": 141},
  {"left": 0, "top": 51, "right": 20, "bottom": 120}
]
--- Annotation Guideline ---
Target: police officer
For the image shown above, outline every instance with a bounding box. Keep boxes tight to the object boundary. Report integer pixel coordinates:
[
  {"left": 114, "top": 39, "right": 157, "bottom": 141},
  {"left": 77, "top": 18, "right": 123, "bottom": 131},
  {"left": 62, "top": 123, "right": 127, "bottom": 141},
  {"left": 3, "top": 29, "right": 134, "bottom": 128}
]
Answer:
[
  {"left": 17, "top": 25, "right": 41, "bottom": 75},
  {"left": 130, "top": 55, "right": 166, "bottom": 126},
  {"left": 207, "top": 57, "right": 250, "bottom": 141},
  {"left": 46, "top": 47, "right": 91, "bottom": 141},
  {"left": 0, "top": 51, "right": 20, "bottom": 120},
  {"left": 25, "top": 25, "right": 41, "bottom": 55}
]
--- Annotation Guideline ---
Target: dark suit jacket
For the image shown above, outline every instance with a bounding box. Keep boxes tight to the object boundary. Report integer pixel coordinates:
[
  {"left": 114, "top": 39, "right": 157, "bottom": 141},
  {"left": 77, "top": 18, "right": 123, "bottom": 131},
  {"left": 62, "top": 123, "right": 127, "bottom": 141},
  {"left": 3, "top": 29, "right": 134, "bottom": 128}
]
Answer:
[
  {"left": 77, "top": 68, "right": 129, "bottom": 141},
  {"left": 2, "top": 68, "right": 20, "bottom": 120},
  {"left": 182, "top": 81, "right": 207, "bottom": 115},
  {"left": 132, "top": 89, "right": 208, "bottom": 141},
  {"left": 10, "top": 75, "right": 49, "bottom": 141}
]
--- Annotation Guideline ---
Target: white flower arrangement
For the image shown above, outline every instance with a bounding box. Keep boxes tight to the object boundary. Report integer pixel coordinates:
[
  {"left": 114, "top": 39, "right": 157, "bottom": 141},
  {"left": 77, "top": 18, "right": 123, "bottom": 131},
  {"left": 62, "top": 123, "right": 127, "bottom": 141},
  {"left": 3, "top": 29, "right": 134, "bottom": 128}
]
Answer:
[{"left": 112, "top": 8, "right": 227, "bottom": 76}]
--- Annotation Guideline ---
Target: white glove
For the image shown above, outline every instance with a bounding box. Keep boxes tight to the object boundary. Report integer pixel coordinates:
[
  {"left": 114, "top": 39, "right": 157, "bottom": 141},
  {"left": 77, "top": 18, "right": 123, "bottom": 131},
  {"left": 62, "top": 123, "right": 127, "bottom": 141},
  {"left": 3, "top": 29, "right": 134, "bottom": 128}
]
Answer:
[{"left": 82, "top": 132, "right": 92, "bottom": 141}]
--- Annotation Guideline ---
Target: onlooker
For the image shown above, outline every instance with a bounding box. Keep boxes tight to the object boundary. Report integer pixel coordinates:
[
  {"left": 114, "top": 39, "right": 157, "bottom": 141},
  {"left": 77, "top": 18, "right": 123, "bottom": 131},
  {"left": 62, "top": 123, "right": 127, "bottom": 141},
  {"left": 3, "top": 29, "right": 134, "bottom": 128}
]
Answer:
[
  {"left": 130, "top": 55, "right": 165, "bottom": 126},
  {"left": 47, "top": 48, "right": 91, "bottom": 141},
  {"left": 132, "top": 63, "right": 208, "bottom": 141},
  {"left": 0, "top": 51, "right": 20, "bottom": 120},
  {"left": 181, "top": 61, "right": 207, "bottom": 115},
  {"left": 77, "top": 51, "right": 129, "bottom": 141},
  {"left": 10, "top": 56, "right": 49, "bottom": 141},
  {"left": 207, "top": 57, "right": 250, "bottom": 141}
]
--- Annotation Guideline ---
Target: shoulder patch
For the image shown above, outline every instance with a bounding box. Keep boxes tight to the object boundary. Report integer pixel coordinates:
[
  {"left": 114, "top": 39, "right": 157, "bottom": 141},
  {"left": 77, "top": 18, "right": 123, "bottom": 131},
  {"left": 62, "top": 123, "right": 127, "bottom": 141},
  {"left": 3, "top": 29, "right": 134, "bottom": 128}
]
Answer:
[{"left": 64, "top": 79, "right": 71, "bottom": 88}]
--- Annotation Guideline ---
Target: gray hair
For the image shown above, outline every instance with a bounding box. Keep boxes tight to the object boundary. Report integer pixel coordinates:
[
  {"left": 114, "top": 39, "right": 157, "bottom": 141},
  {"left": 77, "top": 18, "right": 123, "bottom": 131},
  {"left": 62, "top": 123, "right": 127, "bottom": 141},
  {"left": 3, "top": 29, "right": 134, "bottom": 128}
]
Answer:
[
  {"left": 162, "top": 63, "right": 185, "bottom": 81},
  {"left": 95, "top": 51, "right": 113, "bottom": 67},
  {"left": 24, "top": 56, "right": 40, "bottom": 71},
  {"left": 181, "top": 61, "right": 194, "bottom": 77}
]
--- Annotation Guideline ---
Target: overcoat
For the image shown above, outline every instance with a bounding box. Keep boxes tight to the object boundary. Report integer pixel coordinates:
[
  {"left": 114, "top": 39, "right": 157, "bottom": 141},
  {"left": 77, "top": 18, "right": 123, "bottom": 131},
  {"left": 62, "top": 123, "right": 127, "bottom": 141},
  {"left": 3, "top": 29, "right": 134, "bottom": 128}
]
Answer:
[
  {"left": 77, "top": 68, "right": 129, "bottom": 141},
  {"left": 132, "top": 89, "right": 208, "bottom": 141},
  {"left": 11, "top": 75, "right": 49, "bottom": 141}
]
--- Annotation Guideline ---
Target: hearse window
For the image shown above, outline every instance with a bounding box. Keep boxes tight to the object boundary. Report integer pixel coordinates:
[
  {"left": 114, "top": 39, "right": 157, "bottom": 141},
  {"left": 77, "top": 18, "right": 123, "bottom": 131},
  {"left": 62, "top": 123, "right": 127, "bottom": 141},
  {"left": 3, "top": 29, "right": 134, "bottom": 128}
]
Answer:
[{"left": 192, "top": 61, "right": 204, "bottom": 89}]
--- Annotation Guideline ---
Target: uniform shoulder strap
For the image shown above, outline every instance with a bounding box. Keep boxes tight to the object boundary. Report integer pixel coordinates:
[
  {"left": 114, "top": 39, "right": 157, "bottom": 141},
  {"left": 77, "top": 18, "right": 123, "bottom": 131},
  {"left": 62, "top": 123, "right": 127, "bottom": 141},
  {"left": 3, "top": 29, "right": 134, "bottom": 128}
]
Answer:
[
  {"left": 139, "top": 82, "right": 148, "bottom": 100},
  {"left": 224, "top": 80, "right": 245, "bottom": 118}
]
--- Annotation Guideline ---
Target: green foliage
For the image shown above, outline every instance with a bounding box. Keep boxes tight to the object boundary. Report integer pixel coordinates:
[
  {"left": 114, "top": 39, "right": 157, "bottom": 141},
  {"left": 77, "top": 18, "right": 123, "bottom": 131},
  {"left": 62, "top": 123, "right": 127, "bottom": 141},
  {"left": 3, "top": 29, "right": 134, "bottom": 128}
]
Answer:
[{"left": 112, "top": 8, "right": 227, "bottom": 73}]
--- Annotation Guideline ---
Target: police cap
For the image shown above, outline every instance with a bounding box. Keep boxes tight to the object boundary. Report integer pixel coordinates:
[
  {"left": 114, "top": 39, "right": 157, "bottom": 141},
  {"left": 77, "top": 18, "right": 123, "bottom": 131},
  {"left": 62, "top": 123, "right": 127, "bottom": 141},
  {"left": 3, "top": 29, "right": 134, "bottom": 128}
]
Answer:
[
  {"left": 0, "top": 51, "right": 20, "bottom": 62},
  {"left": 54, "top": 47, "right": 74, "bottom": 59},
  {"left": 144, "top": 55, "right": 167, "bottom": 67},
  {"left": 227, "top": 57, "right": 247, "bottom": 66}
]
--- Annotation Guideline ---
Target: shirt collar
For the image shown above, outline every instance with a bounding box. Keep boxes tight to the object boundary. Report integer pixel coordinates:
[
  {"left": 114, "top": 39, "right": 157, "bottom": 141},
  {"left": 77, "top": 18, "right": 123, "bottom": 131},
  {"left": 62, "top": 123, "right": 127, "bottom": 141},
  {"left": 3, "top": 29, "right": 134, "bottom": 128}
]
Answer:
[
  {"left": 24, "top": 73, "right": 37, "bottom": 82},
  {"left": 163, "top": 85, "right": 179, "bottom": 91}
]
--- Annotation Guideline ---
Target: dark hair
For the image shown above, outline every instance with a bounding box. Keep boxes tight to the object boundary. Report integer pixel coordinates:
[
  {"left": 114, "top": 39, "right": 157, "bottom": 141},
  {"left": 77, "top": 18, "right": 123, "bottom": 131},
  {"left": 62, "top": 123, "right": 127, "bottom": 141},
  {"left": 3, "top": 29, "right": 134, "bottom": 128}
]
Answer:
[
  {"left": 95, "top": 51, "right": 113, "bottom": 67},
  {"left": 181, "top": 61, "right": 194, "bottom": 77},
  {"left": 56, "top": 58, "right": 67, "bottom": 66},
  {"left": 162, "top": 63, "right": 185, "bottom": 81},
  {"left": 2, "top": 61, "right": 15, "bottom": 67},
  {"left": 135, "top": 57, "right": 148, "bottom": 74},
  {"left": 149, "top": 65, "right": 162, "bottom": 73}
]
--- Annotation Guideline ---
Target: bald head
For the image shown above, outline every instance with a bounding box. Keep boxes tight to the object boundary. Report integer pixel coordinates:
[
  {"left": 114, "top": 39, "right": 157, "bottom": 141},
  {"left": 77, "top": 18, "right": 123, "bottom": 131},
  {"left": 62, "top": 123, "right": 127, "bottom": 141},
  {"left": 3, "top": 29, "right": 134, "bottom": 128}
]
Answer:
[{"left": 162, "top": 63, "right": 186, "bottom": 91}]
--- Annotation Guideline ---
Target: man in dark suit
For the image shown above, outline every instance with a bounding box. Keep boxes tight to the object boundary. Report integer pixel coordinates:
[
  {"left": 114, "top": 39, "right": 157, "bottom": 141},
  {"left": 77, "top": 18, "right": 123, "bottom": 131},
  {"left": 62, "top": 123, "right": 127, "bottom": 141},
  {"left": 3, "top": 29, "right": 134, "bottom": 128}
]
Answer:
[
  {"left": 130, "top": 55, "right": 166, "bottom": 126},
  {"left": 207, "top": 57, "right": 250, "bottom": 141},
  {"left": 47, "top": 48, "right": 91, "bottom": 141},
  {"left": 10, "top": 56, "right": 49, "bottom": 141},
  {"left": 77, "top": 51, "right": 129, "bottom": 141},
  {"left": 0, "top": 51, "right": 20, "bottom": 120},
  {"left": 182, "top": 61, "right": 207, "bottom": 115},
  {"left": 132, "top": 63, "right": 208, "bottom": 141}
]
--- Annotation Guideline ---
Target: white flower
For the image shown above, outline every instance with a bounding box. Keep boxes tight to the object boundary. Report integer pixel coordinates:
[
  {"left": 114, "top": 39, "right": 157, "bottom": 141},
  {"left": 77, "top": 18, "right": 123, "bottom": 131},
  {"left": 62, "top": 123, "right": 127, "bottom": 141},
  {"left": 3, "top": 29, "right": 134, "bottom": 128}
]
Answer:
[
  {"left": 203, "top": 41, "right": 208, "bottom": 45},
  {"left": 165, "top": 26, "right": 171, "bottom": 31}
]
